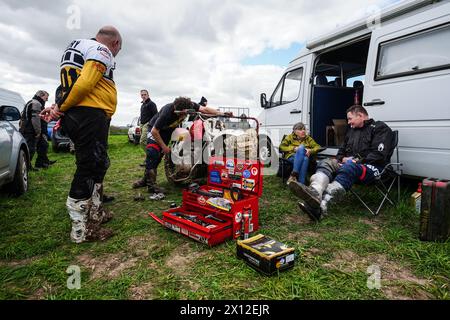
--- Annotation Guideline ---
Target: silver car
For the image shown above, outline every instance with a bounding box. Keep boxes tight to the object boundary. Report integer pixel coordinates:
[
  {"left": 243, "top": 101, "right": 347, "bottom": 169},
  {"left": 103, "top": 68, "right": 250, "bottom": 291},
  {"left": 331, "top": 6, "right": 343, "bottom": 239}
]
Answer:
[{"left": 0, "top": 106, "right": 29, "bottom": 195}]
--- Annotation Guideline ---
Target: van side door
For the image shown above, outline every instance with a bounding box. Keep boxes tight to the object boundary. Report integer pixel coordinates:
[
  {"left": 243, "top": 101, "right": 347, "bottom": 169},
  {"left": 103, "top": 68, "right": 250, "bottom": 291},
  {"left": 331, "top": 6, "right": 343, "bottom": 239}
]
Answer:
[{"left": 364, "top": 2, "right": 450, "bottom": 179}]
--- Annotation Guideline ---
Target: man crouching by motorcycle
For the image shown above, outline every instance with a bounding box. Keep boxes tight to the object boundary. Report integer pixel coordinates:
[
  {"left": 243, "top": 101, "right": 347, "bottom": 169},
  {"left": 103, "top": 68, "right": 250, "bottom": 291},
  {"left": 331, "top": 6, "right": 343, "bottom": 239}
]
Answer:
[{"left": 132, "top": 96, "right": 231, "bottom": 199}]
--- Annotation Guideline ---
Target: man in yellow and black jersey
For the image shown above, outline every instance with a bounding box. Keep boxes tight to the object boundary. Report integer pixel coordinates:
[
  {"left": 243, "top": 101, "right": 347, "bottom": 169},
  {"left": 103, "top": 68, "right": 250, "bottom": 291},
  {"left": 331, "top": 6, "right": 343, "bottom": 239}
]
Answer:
[
  {"left": 45, "top": 26, "right": 122, "bottom": 244},
  {"left": 132, "top": 97, "right": 232, "bottom": 198}
]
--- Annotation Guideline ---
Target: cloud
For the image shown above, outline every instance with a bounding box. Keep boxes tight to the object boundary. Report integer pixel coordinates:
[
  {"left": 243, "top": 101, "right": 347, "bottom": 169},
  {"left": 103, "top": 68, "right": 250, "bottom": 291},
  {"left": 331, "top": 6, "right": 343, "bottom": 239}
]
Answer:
[{"left": 0, "top": 0, "right": 399, "bottom": 125}]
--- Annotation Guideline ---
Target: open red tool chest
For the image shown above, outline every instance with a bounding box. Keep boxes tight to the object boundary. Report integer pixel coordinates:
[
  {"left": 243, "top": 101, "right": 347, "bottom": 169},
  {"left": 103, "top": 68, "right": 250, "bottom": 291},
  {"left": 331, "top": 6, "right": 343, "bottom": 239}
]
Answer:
[{"left": 150, "top": 156, "right": 263, "bottom": 246}]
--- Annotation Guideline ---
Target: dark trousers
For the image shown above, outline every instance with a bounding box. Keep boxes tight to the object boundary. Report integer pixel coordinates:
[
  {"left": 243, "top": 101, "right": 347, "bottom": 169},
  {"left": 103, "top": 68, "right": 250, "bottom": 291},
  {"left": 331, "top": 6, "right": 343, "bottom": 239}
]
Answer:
[
  {"left": 62, "top": 107, "right": 110, "bottom": 200},
  {"left": 23, "top": 133, "right": 37, "bottom": 163},
  {"left": 145, "top": 139, "right": 164, "bottom": 171},
  {"left": 35, "top": 135, "right": 49, "bottom": 166}
]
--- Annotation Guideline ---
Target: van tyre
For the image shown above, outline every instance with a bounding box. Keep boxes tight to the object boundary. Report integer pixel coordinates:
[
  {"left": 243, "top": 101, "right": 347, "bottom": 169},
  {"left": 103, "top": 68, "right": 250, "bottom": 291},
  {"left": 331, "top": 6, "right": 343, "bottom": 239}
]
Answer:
[
  {"left": 259, "top": 137, "right": 276, "bottom": 167},
  {"left": 10, "top": 149, "right": 28, "bottom": 196}
]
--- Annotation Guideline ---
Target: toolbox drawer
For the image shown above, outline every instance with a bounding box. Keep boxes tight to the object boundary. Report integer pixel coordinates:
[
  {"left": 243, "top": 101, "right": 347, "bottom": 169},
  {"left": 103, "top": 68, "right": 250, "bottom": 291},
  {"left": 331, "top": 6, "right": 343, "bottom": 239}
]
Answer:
[{"left": 162, "top": 208, "right": 233, "bottom": 246}]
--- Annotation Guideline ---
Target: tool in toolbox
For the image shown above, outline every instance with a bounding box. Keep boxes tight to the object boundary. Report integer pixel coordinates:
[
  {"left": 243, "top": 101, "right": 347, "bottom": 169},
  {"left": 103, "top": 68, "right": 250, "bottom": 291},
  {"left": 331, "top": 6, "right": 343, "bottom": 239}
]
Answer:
[{"left": 149, "top": 115, "right": 263, "bottom": 246}]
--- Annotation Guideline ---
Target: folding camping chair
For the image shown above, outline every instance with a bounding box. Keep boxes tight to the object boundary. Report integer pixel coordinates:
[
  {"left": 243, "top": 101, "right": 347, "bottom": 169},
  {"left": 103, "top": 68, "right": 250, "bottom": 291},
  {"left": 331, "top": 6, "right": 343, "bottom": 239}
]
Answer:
[{"left": 349, "top": 130, "right": 402, "bottom": 216}]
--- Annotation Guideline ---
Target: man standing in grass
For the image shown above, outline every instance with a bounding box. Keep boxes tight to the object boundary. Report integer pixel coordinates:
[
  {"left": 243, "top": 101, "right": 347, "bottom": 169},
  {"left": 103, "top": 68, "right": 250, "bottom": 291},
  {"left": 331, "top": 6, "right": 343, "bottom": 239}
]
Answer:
[
  {"left": 138, "top": 89, "right": 158, "bottom": 165},
  {"left": 45, "top": 26, "right": 122, "bottom": 243}
]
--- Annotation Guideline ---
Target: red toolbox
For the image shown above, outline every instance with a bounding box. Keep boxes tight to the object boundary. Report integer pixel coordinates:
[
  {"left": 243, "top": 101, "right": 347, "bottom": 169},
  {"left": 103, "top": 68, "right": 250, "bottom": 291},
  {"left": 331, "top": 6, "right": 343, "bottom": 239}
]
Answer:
[{"left": 150, "top": 156, "right": 263, "bottom": 246}]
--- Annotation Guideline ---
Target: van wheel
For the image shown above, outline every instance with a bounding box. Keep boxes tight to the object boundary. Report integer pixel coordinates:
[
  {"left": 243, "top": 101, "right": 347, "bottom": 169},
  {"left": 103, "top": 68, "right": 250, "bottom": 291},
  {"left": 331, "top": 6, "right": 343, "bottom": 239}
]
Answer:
[
  {"left": 259, "top": 137, "right": 278, "bottom": 174},
  {"left": 10, "top": 149, "right": 28, "bottom": 196},
  {"left": 259, "top": 137, "right": 276, "bottom": 167}
]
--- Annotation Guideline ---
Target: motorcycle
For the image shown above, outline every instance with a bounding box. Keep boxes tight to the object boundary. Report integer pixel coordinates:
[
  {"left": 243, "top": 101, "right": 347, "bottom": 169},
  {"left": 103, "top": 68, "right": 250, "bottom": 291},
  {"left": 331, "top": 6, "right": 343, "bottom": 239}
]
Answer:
[{"left": 164, "top": 111, "right": 259, "bottom": 185}]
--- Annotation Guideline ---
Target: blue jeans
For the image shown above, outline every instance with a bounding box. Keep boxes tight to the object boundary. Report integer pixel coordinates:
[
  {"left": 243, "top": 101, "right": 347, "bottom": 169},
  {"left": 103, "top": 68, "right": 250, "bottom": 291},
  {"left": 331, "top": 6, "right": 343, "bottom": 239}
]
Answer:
[{"left": 287, "top": 145, "right": 309, "bottom": 184}]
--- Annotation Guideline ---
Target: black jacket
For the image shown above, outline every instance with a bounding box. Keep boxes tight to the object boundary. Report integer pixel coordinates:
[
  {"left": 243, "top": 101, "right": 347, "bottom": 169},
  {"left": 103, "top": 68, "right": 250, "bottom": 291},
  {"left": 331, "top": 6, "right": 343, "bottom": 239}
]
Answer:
[
  {"left": 140, "top": 98, "right": 158, "bottom": 125},
  {"left": 20, "top": 95, "right": 47, "bottom": 136},
  {"left": 337, "top": 119, "right": 393, "bottom": 167}
]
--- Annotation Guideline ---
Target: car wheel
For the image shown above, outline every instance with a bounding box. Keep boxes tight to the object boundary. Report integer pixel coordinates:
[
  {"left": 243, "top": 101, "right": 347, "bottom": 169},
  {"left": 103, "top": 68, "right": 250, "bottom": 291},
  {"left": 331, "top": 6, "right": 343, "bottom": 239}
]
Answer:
[
  {"left": 133, "top": 135, "right": 140, "bottom": 145},
  {"left": 10, "top": 149, "right": 28, "bottom": 196}
]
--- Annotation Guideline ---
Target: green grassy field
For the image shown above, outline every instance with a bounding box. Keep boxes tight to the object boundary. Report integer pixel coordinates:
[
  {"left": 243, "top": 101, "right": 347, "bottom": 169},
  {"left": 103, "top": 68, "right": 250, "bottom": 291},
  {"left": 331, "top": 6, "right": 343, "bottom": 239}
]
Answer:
[{"left": 0, "top": 135, "right": 448, "bottom": 300}]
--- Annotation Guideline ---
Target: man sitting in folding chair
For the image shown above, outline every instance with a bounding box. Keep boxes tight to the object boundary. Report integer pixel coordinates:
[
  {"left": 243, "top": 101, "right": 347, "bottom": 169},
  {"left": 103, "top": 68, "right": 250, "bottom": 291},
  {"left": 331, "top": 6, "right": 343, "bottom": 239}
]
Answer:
[{"left": 288, "top": 105, "right": 394, "bottom": 222}]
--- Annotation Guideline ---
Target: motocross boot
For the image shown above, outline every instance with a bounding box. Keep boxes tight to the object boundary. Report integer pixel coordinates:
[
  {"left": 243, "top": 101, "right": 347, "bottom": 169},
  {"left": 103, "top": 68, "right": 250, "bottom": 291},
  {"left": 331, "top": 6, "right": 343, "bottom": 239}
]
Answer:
[
  {"left": 67, "top": 196, "right": 113, "bottom": 243},
  {"left": 91, "top": 183, "right": 113, "bottom": 224},
  {"left": 132, "top": 169, "right": 149, "bottom": 189},
  {"left": 288, "top": 171, "right": 329, "bottom": 210},
  {"left": 147, "top": 169, "right": 166, "bottom": 194},
  {"left": 320, "top": 181, "right": 346, "bottom": 216}
]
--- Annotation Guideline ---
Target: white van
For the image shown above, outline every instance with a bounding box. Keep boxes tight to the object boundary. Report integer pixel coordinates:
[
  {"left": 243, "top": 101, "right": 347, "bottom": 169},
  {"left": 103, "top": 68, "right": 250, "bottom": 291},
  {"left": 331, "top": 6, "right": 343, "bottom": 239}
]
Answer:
[
  {"left": 258, "top": 0, "right": 450, "bottom": 179},
  {"left": 0, "top": 88, "right": 26, "bottom": 131}
]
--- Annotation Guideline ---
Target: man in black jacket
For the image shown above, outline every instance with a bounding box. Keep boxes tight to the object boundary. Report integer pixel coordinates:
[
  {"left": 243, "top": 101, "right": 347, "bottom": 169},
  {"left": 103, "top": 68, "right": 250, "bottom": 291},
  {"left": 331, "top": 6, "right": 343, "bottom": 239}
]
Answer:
[
  {"left": 19, "top": 90, "right": 56, "bottom": 169},
  {"left": 139, "top": 89, "right": 158, "bottom": 149},
  {"left": 289, "top": 105, "right": 393, "bottom": 221}
]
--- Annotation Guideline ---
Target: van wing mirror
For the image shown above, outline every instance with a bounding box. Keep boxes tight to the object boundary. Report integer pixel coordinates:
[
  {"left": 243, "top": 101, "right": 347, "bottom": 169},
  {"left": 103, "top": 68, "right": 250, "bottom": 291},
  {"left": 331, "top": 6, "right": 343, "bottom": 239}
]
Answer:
[{"left": 260, "top": 93, "right": 268, "bottom": 109}]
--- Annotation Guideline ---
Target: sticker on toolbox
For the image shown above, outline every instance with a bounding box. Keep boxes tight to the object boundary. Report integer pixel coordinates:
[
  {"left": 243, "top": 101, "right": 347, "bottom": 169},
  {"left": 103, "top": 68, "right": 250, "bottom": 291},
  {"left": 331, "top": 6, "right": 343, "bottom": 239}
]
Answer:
[
  {"left": 251, "top": 167, "right": 258, "bottom": 176},
  {"left": 286, "top": 254, "right": 295, "bottom": 263},
  {"left": 165, "top": 222, "right": 180, "bottom": 233},
  {"left": 235, "top": 212, "right": 243, "bottom": 223},
  {"left": 189, "top": 232, "right": 208, "bottom": 245},
  {"left": 229, "top": 173, "right": 242, "bottom": 181},
  {"left": 210, "top": 170, "right": 222, "bottom": 184},
  {"left": 243, "top": 170, "right": 251, "bottom": 179},
  {"left": 198, "top": 196, "right": 207, "bottom": 206},
  {"left": 276, "top": 258, "right": 287, "bottom": 268},
  {"left": 221, "top": 170, "right": 228, "bottom": 179},
  {"left": 242, "top": 179, "right": 255, "bottom": 191},
  {"left": 237, "top": 163, "right": 244, "bottom": 171},
  {"left": 232, "top": 183, "right": 242, "bottom": 189},
  {"left": 226, "top": 159, "right": 235, "bottom": 169},
  {"left": 214, "top": 160, "right": 225, "bottom": 167}
]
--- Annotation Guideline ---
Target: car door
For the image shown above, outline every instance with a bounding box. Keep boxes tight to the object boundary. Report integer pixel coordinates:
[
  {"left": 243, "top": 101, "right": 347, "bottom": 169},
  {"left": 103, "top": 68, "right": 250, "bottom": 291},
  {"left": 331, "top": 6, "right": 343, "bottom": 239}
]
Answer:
[
  {"left": 0, "top": 120, "right": 14, "bottom": 179},
  {"left": 364, "top": 1, "right": 450, "bottom": 178}
]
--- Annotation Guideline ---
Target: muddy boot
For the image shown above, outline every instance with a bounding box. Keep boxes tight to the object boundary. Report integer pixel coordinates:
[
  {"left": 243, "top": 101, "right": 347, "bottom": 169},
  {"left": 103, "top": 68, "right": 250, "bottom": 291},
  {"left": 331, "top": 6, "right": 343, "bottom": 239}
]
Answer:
[
  {"left": 146, "top": 169, "right": 166, "bottom": 194},
  {"left": 288, "top": 172, "right": 329, "bottom": 210},
  {"left": 298, "top": 201, "right": 323, "bottom": 222},
  {"left": 91, "top": 183, "right": 113, "bottom": 224},
  {"left": 286, "top": 171, "right": 299, "bottom": 186},
  {"left": 85, "top": 220, "right": 114, "bottom": 242},
  {"left": 66, "top": 197, "right": 90, "bottom": 243},
  {"left": 320, "top": 181, "right": 346, "bottom": 215},
  {"left": 132, "top": 172, "right": 148, "bottom": 189}
]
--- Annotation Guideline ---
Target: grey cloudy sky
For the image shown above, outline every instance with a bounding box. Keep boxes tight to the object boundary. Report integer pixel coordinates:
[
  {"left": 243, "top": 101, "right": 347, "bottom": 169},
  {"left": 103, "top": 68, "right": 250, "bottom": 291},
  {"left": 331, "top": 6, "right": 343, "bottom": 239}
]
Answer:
[{"left": 0, "top": 0, "right": 398, "bottom": 126}]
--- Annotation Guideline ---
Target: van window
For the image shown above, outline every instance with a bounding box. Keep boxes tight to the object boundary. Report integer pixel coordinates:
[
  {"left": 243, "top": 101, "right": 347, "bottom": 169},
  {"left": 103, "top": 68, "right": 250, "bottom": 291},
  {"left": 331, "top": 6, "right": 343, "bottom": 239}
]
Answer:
[
  {"left": 376, "top": 23, "right": 450, "bottom": 80},
  {"left": 269, "top": 67, "right": 303, "bottom": 107}
]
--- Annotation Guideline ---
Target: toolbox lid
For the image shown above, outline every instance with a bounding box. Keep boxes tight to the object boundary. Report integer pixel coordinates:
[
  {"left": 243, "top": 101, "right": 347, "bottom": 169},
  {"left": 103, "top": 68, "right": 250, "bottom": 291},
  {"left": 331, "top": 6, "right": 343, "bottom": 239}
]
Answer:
[
  {"left": 237, "top": 234, "right": 295, "bottom": 260},
  {"left": 208, "top": 157, "right": 263, "bottom": 197}
]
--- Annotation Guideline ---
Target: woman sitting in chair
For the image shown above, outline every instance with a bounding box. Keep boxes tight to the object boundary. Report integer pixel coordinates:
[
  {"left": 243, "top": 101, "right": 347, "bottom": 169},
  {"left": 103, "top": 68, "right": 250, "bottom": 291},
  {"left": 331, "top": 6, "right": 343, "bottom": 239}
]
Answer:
[{"left": 280, "top": 122, "right": 321, "bottom": 185}]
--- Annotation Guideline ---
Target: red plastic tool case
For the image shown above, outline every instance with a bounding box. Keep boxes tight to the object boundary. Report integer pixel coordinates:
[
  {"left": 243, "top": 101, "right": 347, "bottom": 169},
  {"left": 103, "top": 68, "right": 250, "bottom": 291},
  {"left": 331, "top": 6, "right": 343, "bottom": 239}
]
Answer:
[{"left": 150, "top": 156, "right": 263, "bottom": 246}]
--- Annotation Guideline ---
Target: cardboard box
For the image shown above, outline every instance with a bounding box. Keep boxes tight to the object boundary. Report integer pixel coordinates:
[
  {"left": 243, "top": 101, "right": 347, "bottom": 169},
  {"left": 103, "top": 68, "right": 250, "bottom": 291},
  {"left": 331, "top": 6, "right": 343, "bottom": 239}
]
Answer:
[
  {"left": 332, "top": 119, "right": 347, "bottom": 146},
  {"left": 237, "top": 234, "right": 296, "bottom": 275}
]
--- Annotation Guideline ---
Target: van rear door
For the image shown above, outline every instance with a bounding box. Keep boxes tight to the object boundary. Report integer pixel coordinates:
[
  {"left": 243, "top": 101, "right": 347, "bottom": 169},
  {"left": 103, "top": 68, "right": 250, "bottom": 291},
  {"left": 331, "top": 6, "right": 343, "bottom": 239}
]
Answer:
[{"left": 364, "top": 1, "right": 450, "bottom": 179}]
